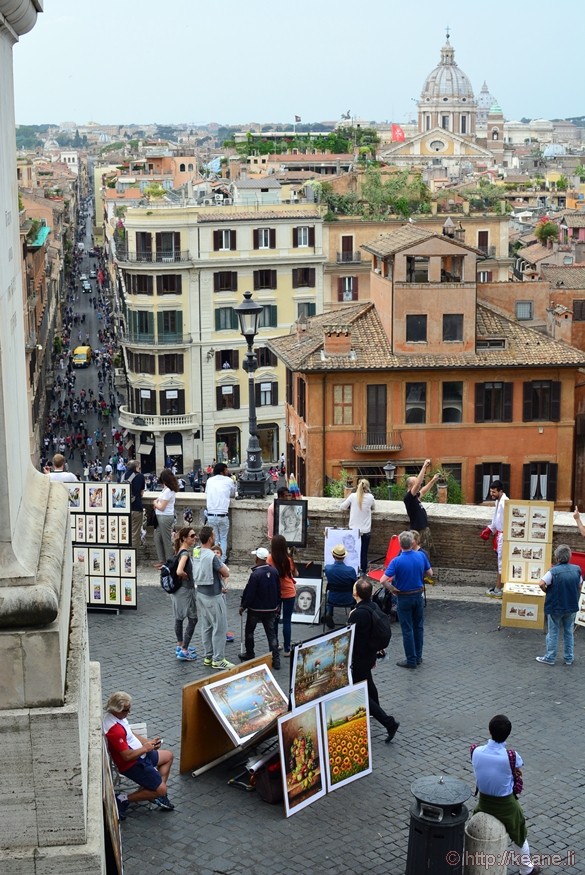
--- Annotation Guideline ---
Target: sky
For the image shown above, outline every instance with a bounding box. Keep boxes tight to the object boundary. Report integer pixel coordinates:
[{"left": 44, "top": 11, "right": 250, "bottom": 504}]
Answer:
[{"left": 12, "top": 0, "right": 585, "bottom": 128}]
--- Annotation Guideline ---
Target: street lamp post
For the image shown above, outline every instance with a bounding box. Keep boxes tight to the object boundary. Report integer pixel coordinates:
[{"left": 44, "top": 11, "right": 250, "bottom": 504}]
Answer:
[
  {"left": 383, "top": 462, "right": 396, "bottom": 499},
  {"left": 235, "top": 291, "right": 271, "bottom": 498}
]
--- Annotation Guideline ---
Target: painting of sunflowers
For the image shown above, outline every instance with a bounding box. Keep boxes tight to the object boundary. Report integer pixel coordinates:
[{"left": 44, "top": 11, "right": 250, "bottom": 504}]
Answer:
[
  {"left": 277, "top": 701, "right": 326, "bottom": 817},
  {"left": 320, "top": 681, "right": 372, "bottom": 791}
]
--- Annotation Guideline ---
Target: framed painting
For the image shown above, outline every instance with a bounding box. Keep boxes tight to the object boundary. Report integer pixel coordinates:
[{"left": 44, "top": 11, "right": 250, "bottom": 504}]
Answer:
[
  {"left": 200, "top": 663, "right": 288, "bottom": 747},
  {"left": 89, "top": 548, "right": 104, "bottom": 576},
  {"left": 120, "top": 549, "right": 136, "bottom": 578},
  {"left": 290, "top": 625, "right": 355, "bottom": 710},
  {"left": 108, "top": 516, "right": 119, "bottom": 544},
  {"left": 121, "top": 578, "right": 137, "bottom": 608},
  {"left": 98, "top": 515, "right": 108, "bottom": 544},
  {"left": 320, "top": 681, "right": 372, "bottom": 792},
  {"left": 291, "top": 578, "right": 323, "bottom": 625},
  {"left": 73, "top": 546, "right": 88, "bottom": 569},
  {"left": 89, "top": 576, "right": 105, "bottom": 605},
  {"left": 278, "top": 701, "right": 326, "bottom": 817},
  {"left": 118, "top": 516, "right": 130, "bottom": 546},
  {"left": 106, "top": 579, "right": 121, "bottom": 606},
  {"left": 66, "top": 483, "right": 83, "bottom": 512},
  {"left": 108, "top": 483, "right": 130, "bottom": 514},
  {"left": 324, "top": 527, "right": 361, "bottom": 575},
  {"left": 274, "top": 499, "right": 308, "bottom": 548},
  {"left": 86, "top": 484, "right": 106, "bottom": 512},
  {"left": 105, "top": 548, "right": 120, "bottom": 577},
  {"left": 75, "top": 514, "right": 86, "bottom": 544},
  {"left": 86, "top": 515, "right": 97, "bottom": 544}
]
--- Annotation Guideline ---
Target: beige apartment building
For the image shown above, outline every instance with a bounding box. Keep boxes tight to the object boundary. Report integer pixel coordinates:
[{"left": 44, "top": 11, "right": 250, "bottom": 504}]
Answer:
[{"left": 109, "top": 200, "right": 325, "bottom": 473}]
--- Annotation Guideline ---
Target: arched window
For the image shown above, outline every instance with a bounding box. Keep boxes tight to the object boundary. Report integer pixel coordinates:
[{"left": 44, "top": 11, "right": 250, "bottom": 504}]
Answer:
[
  {"left": 188, "top": 163, "right": 193, "bottom": 171},
  {"left": 179, "top": 163, "right": 186, "bottom": 172},
  {"left": 492, "top": 130, "right": 499, "bottom": 141}
]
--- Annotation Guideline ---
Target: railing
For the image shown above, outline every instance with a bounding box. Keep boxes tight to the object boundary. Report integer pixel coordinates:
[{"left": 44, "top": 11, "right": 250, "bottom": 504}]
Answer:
[
  {"left": 117, "top": 406, "right": 199, "bottom": 430},
  {"left": 352, "top": 430, "right": 403, "bottom": 452},
  {"left": 116, "top": 249, "right": 192, "bottom": 264},
  {"left": 336, "top": 251, "right": 362, "bottom": 263},
  {"left": 121, "top": 332, "right": 192, "bottom": 346}
]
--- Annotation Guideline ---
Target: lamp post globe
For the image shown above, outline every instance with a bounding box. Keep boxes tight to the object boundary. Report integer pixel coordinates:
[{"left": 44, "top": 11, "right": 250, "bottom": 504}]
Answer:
[
  {"left": 383, "top": 462, "right": 396, "bottom": 499},
  {"left": 234, "top": 291, "right": 271, "bottom": 498}
]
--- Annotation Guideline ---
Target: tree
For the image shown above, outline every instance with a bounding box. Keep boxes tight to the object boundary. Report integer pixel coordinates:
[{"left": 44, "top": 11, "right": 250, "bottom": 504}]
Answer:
[
  {"left": 556, "top": 175, "right": 569, "bottom": 191},
  {"left": 534, "top": 220, "right": 559, "bottom": 245},
  {"left": 575, "top": 164, "right": 585, "bottom": 182}
]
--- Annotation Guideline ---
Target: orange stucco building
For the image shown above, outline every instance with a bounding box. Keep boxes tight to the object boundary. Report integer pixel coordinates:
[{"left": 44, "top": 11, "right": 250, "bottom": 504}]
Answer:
[{"left": 268, "top": 226, "right": 585, "bottom": 508}]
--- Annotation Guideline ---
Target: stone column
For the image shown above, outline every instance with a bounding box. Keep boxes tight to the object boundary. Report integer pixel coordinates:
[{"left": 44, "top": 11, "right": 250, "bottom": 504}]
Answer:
[{"left": 0, "top": 4, "right": 105, "bottom": 872}]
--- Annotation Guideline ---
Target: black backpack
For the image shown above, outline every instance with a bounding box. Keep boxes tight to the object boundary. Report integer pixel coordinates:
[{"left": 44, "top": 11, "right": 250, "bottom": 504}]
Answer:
[
  {"left": 364, "top": 601, "right": 392, "bottom": 650},
  {"left": 160, "top": 554, "right": 183, "bottom": 594}
]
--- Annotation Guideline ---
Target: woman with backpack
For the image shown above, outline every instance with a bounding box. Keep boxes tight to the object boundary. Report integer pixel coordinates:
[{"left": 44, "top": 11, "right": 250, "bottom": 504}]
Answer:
[
  {"left": 172, "top": 526, "right": 198, "bottom": 661},
  {"left": 152, "top": 468, "right": 179, "bottom": 569},
  {"left": 340, "top": 478, "right": 375, "bottom": 574},
  {"left": 268, "top": 534, "right": 297, "bottom": 657}
]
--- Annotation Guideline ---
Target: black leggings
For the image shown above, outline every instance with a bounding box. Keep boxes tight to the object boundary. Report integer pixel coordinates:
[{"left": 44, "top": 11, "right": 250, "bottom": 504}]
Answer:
[{"left": 175, "top": 617, "right": 196, "bottom": 648}]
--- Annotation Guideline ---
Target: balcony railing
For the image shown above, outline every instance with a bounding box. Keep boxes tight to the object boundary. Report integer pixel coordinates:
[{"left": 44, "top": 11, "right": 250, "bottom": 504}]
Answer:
[
  {"left": 121, "top": 332, "right": 192, "bottom": 346},
  {"left": 336, "top": 251, "right": 362, "bottom": 264},
  {"left": 352, "top": 430, "right": 403, "bottom": 452},
  {"left": 116, "top": 249, "right": 192, "bottom": 264},
  {"left": 118, "top": 406, "right": 199, "bottom": 431}
]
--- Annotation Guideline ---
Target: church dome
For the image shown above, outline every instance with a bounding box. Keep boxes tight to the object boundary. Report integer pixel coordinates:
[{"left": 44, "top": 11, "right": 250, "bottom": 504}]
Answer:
[{"left": 420, "top": 38, "right": 475, "bottom": 103}]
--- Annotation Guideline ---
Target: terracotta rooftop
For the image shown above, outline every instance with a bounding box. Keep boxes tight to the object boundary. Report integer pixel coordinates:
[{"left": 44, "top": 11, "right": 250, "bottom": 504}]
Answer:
[
  {"left": 266, "top": 301, "right": 585, "bottom": 372},
  {"left": 196, "top": 207, "right": 321, "bottom": 223},
  {"left": 361, "top": 225, "right": 436, "bottom": 257},
  {"left": 561, "top": 213, "right": 585, "bottom": 228},
  {"left": 267, "top": 153, "right": 354, "bottom": 163},
  {"left": 541, "top": 266, "right": 585, "bottom": 289}
]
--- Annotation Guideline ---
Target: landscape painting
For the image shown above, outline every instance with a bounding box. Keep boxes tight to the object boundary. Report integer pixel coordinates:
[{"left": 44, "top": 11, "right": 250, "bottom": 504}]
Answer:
[
  {"left": 201, "top": 664, "right": 288, "bottom": 746},
  {"left": 320, "top": 681, "right": 372, "bottom": 791},
  {"left": 278, "top": 701, "right": 326, "bottom": 817},
  {"left": 290, "top": 626, "right": 355, "bottom": 710}
]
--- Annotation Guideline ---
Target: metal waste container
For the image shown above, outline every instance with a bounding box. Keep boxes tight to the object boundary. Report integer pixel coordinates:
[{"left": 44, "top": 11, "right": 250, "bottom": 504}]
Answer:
[{"left": 405, "top": 775, "right": 471, "bottom": 875}]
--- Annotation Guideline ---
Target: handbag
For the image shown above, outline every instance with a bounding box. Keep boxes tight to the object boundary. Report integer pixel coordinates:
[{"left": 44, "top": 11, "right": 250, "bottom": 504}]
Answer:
[
  {"left": 372, "top": 585, "right": 393, "bottom": 616},
  {"left": 145, "top": 506, "right": 158, "bottom": 529}
]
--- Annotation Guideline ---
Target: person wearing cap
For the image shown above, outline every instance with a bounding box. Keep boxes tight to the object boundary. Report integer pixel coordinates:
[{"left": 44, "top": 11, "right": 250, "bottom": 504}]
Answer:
[
  {"left": 239, "top": 547, "right": 281, "bottom": 670},
  {"left": 124, "top": 459, "right": 146, "bottom": 548},
  {"left": 323, "top": 544, "right": 357, "bottom": 629}
]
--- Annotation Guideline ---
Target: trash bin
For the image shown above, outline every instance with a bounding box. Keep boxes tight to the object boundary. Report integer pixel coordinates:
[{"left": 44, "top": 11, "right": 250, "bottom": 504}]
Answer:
[
  {"left": 464, "top": 812, "right": 508, "bottom": 875},
  {"left": 405, "top": 775, "right": 471, "bottom": 875}
]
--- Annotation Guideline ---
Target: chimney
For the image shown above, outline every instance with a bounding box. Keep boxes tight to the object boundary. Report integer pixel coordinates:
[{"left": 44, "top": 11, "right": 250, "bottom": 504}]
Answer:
[{"left": 323, "top": 324, "right": 352, "bottom": 356}]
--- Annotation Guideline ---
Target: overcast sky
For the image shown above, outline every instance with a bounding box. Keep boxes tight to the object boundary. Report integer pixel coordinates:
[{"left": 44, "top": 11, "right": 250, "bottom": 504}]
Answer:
[{"left": 13, "top": 0, "right": 584, "bottom": 127}]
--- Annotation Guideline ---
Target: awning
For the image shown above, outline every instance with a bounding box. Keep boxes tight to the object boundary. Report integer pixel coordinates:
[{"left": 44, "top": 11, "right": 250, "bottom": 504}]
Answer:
[
  {"left": 138, "top": 442, "right": 154, "bottom": 455},
  {"left": 165, "top": 444, "right": 182, "bottom": 456},
  {"left": 125, "top": 438, "right": 134, "bottom": 450}
]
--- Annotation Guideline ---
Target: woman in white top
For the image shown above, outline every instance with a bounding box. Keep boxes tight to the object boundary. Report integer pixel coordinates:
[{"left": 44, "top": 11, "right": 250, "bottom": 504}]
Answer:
[
  {"left": 152, "top": 468, "right": 179, "bottom": 567},
  {"left": 340, "top": 478, "right": 375, "bottom": 573}
]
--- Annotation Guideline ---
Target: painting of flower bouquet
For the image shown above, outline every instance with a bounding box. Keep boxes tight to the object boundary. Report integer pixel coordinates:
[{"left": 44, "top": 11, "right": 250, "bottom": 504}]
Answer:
[
  {"left": 277, "top": 701, "right": 326, "bottom": 817},
  {"left": 320, "top": 681, "right": 372, "bottom": 791}
]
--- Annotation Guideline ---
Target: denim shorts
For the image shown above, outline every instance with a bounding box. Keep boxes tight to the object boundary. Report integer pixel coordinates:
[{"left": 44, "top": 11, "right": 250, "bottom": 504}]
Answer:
[{"left": 123, "top": 750, "right": 161, "bottom": 791}]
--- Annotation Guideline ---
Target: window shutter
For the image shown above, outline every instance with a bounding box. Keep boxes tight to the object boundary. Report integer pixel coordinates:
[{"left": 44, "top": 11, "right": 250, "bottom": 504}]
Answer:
[
  {"left": 270, "top": 270, "right": 277, "bottom": 289},
  {"left": 308, "top": 268, "right": 316, "bottom": 287},
  {"left": 176, "top": 354, "right": 184, "bottom": 373},
  {"left": 215, "top": 351, "right": 221, "bottom": 371},
  {"left": 253, "top": 229, "right": 259, "bottom": 249},
  {"left": 253, "top": 271, "right": 260, "bottom": 291},
  {"left": 230, "top": 230, "right": 236, "bottom": 251},
  {"left": 522, "top": 383, "right": 532, "bottom": 422},
  {"left": 234, "top": 351, "right": 239, "bottom": 369},
  {"left": 522, "top": 464, "right": 531, "bottom": 499},
  {"left": 159, "top": 357, "right": 166, "bottom": 376},
  {"left": 474, "top": 384, "right": 485, "bottom": 423},
  {"left": 272, "top": 381, "right": 278, "bottom": 405},
  {"left": 233, "top": 385, "right": 240, "bottom": 408},
  {"left": 292, "top": 269, "right": 299, "bottom": 289},
  {"left": 503, "top": 383, "right": 513, "bottom": 422},
  {"left": 177, "top": 389, "right": 185, "bottom": 414},
  {"left": 337, "top": 277, "right": 343, "bottom": 301},
  {"left": 176, "top": 310, "right": 183, "bottom": 335},
  {"left": 213, "top": 273, "right": 220, "bottom": 292},
  {"left": 156, "top": 275, "right": 162, "bottom": 294},
  {"left": 231, "top": 272, "right": 238, "bottom": 291},
  {"left": 213, "top": 230, "right": 220, "bottom": 251},
  {"left": 174, "top": 232, "right": 180, "bottom": 253},
  {"left": 547, "top": 463, "right": 558, "bottom": 501},
  {"left": 309, "top": 227, "right": 315, "bottom": 247},
  {"left": 354, "top": 276, "right": 359, "bottom": 297},
  {"left": 255, "top": 384, "right": 261, "bottom": 406},
  {"left": 550, "top": 381, "right": 561, "bottom": 421},
  {"left": 155, "top": 232, "right": 162, "bottom": 256},
  {"left": 292, "top": 227, "right": 299, "bottom": 248},
  {"left": 474, "top": 464, "right": 484, "bottom": 503},
  {"left": 156, "top": 312, "right": 163, "bottom": 336},
  {"left": 486, "top": 271, "right": 493, "bottom": 281},
  {"left": 215, "top": 310, "right": 221, "bottom": 331},
  {"left": 231, "top": 308, "right": 238, "bottom": 330},
  {"left": 216, "top": 387, "right": 223, "bottom": 409},
  {"left": 270, "top": 228, "right": 276, "bottom": 249},
  {"left": 270, "top": 305, "right": 277, "bottom": 326},
  {"left": 308, "top": 303, "right": 316, "bottom": 317},
  {"left": 501, "top": 464, "right": 511, "bottom": 497},
  {"left": 176, "top": 275, "right": 182, "bottom": 294}
]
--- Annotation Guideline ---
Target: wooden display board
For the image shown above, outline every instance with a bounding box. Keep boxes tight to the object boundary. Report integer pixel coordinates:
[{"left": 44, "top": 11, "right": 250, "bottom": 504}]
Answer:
[
  {"left": 180, "top": 655, "right": 277, "bottom": 775},
  {"left": 500, "top": 499, "right": 551, "bottom": 630}
]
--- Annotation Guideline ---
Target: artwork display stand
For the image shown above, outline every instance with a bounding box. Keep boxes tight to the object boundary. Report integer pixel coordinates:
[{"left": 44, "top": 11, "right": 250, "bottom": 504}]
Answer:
[
  {"left": 499, "top": 499, "right": 552, "bottom": 630},
  {"left": 180, "top": 655, "right": 280, "bottom": 776},
  {"left": 324, "top": 527, "right": 361, "bottom": 575},
  {"left": 67, "top": 481, "right": 137, "bottom": 611}
]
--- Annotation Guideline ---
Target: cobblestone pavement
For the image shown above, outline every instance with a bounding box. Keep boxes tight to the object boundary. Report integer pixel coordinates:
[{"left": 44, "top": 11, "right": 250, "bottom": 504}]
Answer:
[{"left": 89, "top": 565, "right": 582, "bottom": 875}]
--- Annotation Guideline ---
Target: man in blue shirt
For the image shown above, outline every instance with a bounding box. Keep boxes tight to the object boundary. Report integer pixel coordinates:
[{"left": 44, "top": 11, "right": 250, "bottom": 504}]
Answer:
[
  {"left": 471, "top": 714, "right": 541, "bottom": 875},
  {"left": 536, "top": 543, "right": 581, "bottom": 666},
  {"left": 323, "top": 544, "right": 357, "bottom": 628},
  {"left": 380, "top": 530, "right": 431, "bottom": 668}
]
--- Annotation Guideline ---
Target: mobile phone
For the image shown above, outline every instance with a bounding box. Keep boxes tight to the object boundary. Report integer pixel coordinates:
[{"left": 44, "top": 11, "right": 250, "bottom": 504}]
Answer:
[{"left": 156, "top": 738, "right": 163, "bottom": 745}]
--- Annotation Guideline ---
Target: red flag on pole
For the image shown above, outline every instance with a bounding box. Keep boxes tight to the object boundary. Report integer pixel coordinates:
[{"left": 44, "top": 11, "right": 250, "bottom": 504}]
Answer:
[{"left": 391, "top": 124, "right": 405, "bottom": 142}]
